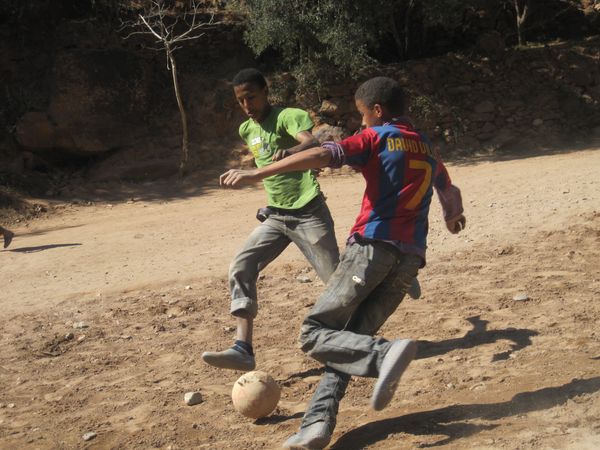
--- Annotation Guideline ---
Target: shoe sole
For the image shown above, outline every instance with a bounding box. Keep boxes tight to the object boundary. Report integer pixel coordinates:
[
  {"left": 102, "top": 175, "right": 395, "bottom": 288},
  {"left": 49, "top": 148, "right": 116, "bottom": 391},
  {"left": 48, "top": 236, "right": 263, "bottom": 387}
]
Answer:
[
  {"left": 201, "top": 351, "right": 256, "bottom": 371},
  {"left": 371, "top": 339, "right": 417, "bottom": 411}
]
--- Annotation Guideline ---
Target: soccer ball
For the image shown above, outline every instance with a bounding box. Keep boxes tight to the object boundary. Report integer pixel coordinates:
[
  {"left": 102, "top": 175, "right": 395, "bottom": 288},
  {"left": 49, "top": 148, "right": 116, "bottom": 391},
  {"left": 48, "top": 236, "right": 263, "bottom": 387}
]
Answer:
[{"left": 231, "top": 370, "right": 280, "bottom": 419}]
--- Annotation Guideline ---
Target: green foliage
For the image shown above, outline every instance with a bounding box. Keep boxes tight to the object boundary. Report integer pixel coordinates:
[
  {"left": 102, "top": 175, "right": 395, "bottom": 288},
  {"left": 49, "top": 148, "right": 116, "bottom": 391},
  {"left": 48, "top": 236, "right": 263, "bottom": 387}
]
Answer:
[{"left": 239, "top": 0, "right": 373, "bottom": 94}]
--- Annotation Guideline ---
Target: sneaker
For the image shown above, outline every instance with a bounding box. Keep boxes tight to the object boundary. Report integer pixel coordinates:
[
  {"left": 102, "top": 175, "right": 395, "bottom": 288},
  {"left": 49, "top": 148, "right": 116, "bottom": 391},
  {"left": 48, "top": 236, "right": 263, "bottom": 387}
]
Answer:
[
  {"left": 3, "top": 229, "right": 14, "bottom": 249},
  {"left": 201, "top": 347, "right": 256, "bottom": 371},
  {"left": 407, "top": 278, "right": 421, "bottom": 300},
  {"left": 282, "top": 421, "right": 332, "bottom": 450},
  {"left": 371, "top": 339, "right": 417, "bottom": 411}
]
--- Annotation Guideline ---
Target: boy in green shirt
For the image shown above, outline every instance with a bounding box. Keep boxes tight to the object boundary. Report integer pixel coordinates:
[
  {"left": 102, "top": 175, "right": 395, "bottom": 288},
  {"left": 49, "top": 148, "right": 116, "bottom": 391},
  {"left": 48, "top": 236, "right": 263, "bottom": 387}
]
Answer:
[{"left": 202, "top": 69, "right": 340, "bottom": 371}]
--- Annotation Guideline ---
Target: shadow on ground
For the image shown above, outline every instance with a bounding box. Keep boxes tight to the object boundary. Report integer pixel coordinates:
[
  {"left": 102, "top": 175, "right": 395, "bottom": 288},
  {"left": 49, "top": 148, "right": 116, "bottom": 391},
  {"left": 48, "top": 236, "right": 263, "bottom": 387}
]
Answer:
[
  {"left": 4, "top": 243, "right": 82, "bottom": 253},
  {"left": 330, "top": 376, "right": 600, "bottom": 449},
  {"left": 417, "top": 315, "right": 538, "bottom": 362}
]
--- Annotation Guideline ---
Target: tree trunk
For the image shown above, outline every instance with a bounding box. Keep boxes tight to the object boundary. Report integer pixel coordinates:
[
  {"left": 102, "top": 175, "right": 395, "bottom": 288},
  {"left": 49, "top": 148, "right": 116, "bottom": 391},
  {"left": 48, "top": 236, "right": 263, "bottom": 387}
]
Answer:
[
  {"left": 168, "top": 50, "right": 189, "bottom": 177},
  {"left": 514, "top": 0, "right": 529, "bottom": 47}
]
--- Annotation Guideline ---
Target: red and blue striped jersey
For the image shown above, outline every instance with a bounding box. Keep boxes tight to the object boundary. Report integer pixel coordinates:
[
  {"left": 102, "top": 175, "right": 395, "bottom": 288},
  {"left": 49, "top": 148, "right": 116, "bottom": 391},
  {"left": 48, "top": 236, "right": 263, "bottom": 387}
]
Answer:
[{"left": 328, "top": 119, "right": 462, "bottom": 261}]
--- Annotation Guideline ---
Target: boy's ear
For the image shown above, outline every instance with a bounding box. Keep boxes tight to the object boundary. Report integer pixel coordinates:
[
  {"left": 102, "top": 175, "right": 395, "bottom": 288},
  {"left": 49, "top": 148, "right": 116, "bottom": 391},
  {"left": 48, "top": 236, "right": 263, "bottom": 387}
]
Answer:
[{"left": 373, "top": 104, "right": 384, "bottom": 117}]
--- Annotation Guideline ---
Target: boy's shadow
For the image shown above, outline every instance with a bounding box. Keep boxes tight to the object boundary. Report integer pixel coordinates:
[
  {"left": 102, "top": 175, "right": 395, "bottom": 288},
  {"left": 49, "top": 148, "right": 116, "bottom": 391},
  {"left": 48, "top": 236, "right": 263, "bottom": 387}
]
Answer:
[
  {"left": 330, "top": 376, "right": 600, "bottom": 449},
  {"left": 4, "top": 243, "right": 82, "bottom": 253},
  {"left": 416, "top": 315, "right": 538, "bottom": 362}
]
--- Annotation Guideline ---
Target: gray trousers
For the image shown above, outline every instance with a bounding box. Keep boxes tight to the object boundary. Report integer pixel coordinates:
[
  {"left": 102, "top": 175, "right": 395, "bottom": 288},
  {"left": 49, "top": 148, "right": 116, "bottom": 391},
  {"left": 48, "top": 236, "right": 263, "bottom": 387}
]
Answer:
[
  {"left": 297, "top": 241, "right": 422, "bottom": 432},
  {"left": 229, "top": 195, "right": 339, "bottom": 318}
]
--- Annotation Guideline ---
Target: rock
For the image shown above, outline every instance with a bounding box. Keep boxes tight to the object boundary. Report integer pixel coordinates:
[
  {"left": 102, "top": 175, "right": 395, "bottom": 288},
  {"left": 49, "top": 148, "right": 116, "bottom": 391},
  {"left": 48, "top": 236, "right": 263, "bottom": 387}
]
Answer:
[
  {"left": 474, "top": 101, "right": 495, "bottom": 114},
  {"left": 296, "top": 275, "right": 312, "bottom": 283},
  {"left": 532, "top": 118, "right": 544, "bottom": 127},
  {"left": 184, "top": 391, "right": 203, "bottom": 406},
  {"left": 7, "top": 403, "right": 15, "bottom": 408},
  {"left": 185, "top": 285, "right": 192, "bottom": 290},
  {"left": 447, "top": 85, "right": 471, "bottom": 95},
  {"left": 89, "top": 153, "right": 179, "bottom": 182},
  {"left": 568, "top": 66, "right": 593, "bottom": 87},
  {"left": 73, "top": 321, "right": 88, "bottom": 329},
  {"left": 480, "top": 122, "right": 496, "bottom": 134},
  {"left": 82, "top": 432, "right": 97, "bottom": 441},
  {"left": 64, "top": 332, "right": 74, "bottom": 341},
  {"left": 312, "top": 124, "right": 347, "bottom": 143},
  {"left": 513, "top": 293, "right": 529, "bottom": 302},
  {"left": 477, "top": 31, "right": 505, "bottom": 57},
  {"left": 319, "top": 99, "right": 339, "bottom": 116}
]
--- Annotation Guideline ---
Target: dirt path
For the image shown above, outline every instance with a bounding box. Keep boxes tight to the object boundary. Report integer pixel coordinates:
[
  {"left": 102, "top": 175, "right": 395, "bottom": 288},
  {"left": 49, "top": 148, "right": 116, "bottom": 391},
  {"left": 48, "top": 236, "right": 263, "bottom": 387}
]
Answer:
[{"left": 0, "top": 149, "right": 599, "bottom": 449}]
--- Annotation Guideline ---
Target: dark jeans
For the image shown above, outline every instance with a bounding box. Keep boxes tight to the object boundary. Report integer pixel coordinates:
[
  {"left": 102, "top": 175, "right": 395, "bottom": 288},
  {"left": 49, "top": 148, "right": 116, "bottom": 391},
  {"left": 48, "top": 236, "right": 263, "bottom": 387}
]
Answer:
[{"left": 297, "top": 241, "right": 421, "bottom": 431}]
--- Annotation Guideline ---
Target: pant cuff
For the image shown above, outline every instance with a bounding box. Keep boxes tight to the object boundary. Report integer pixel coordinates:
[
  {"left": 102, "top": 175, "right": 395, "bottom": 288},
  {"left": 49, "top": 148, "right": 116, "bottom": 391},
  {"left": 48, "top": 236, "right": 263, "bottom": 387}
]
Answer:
[{"left": 231, "top": 297, "right": 258, "bottom": 318}]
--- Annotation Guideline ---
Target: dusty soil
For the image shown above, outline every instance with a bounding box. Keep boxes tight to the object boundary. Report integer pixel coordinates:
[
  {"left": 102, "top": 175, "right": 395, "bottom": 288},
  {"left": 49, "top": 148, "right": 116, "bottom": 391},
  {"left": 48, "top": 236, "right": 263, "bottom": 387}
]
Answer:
[{"left": 0, "top": 149, "right": 599, "bottom": 450}]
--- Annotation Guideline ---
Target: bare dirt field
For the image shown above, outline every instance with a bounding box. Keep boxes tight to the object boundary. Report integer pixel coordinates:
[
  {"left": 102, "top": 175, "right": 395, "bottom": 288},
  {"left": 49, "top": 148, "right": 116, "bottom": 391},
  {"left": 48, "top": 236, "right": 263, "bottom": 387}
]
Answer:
[{"left": 1, "top": 148, "right": 599, "bottom": 450}]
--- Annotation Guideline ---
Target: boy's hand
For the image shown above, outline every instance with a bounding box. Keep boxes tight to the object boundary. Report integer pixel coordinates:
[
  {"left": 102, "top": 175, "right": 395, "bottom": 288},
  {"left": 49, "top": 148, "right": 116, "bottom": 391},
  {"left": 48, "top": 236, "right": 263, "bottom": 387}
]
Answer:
[
  {"left": 220, "top": 169, "right": 261, "bottom": 188},
  {"left": 446, "top": 215, "right": 466, "bottom": 234},
  {"left": 272, "top": 149, "right": 288, "bottom": 161}
]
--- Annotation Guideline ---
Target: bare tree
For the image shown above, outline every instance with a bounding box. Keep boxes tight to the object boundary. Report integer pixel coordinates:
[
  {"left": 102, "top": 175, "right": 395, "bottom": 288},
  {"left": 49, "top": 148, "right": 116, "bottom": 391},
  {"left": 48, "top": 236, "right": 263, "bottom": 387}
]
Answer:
[
  {"left": 513, "top": 0, "right": 529, "bottom": 46},
  {"left": 121, "top": 1, "right": 216, "bottom": 176}
]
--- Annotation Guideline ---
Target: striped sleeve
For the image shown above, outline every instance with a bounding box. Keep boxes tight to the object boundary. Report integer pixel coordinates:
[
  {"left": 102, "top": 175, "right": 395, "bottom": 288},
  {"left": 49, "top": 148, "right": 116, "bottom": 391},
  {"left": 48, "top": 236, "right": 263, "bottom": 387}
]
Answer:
[{"left": 337, "top": 128, "right": 378, "bottom": 168}]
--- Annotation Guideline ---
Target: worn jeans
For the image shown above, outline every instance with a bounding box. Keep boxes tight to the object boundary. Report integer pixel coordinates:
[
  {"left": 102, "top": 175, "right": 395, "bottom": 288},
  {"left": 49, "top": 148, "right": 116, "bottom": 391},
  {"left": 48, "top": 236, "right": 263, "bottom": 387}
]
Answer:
[
  {"left": 229, "top": 195, "right": 339, "bottom": 318},
  {"left": 297, "top": 241, "right": 422, "bottom": 431}
]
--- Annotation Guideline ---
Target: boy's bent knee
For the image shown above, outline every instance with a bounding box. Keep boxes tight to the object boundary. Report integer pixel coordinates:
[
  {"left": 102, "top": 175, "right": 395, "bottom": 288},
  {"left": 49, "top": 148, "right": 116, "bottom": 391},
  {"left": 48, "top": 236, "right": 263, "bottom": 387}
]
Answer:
[{"left": 298, "top": 320, "right": 320, "bottom": 353}]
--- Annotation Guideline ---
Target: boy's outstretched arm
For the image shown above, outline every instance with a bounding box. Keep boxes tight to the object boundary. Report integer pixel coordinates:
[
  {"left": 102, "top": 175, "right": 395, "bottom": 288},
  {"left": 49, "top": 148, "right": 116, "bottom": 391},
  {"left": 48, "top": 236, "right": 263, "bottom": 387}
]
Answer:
[
  {"left": 272, "top": 131, "right": 319, "bottom": 161},
  {"left": 221, "top": 146, "right": 331, "bottom": 187},
  {"left": 433, "top": 161, "right": 466, "bottom": 234}
]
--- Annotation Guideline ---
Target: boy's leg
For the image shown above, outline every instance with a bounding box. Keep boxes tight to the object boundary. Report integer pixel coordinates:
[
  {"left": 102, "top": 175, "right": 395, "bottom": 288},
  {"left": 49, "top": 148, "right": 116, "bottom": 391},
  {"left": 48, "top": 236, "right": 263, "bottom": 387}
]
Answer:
[
  {"left": 289, "top": 250, "right": 420, "bottom": 443},
  {"left": 298, "top": 242, "right": 401, "bottom": 376},
  {"left": 291, "top": 197, "right": 339, "bottom": 283},
  {"left": 202, "top": 219, "right": 290, "bottom": 370}
]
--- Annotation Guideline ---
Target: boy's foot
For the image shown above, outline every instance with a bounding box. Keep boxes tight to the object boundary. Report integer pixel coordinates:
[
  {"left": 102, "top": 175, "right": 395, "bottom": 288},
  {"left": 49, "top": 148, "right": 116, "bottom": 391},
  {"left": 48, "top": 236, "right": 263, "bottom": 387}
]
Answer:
[
  {"left": 407, "top": 278, "right": 421, "bottom": 299},
  {"left": 202, "top": 347, "right": 256, "bottom": 371},
  {"left": 282, "top": 421, "right": 332, "bottom": 450},
  {"left": 3, "top": 229, "right": 14, "bottom": 249},
  {"left": 371, "top": 339, "right": 417, "bottom": 411}
]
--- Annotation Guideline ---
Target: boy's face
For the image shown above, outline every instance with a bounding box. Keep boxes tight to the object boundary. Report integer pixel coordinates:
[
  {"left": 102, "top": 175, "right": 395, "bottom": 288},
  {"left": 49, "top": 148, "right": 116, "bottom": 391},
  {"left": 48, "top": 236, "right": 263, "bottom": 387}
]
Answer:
[
  {"left": 234, "top": 82, "right": 270, "bottom": 122},
  {"left": 355, "top": 99, "right": 385, "bottom": 128}
]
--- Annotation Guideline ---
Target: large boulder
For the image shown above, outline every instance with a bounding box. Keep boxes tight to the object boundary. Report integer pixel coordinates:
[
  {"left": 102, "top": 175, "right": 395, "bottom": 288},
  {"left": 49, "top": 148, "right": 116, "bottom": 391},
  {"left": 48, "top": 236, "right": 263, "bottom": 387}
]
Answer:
[
  {"left": 312, "top": 124, "right": 347, "bottom": 143},
  {"left": 16, "top": 49, "right": 165, "bottom": 156}
]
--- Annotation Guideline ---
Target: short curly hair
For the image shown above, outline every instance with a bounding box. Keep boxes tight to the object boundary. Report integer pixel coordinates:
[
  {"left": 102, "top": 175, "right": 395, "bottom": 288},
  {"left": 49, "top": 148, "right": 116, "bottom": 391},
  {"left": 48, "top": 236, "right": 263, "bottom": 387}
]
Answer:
[
  {"left": 355, "top": 77, "right": 406, "bottom": 116},
  {"left": 232, "top": 68, "right": 267, "bottom": 89}
]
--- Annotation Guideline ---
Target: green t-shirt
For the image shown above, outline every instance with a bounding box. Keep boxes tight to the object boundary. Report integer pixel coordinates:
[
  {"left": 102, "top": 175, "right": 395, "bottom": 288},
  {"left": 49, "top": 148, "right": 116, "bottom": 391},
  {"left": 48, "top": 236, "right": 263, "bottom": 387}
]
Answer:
[{"left": 239, "top": 106, "right": 321, "bottom": 209}]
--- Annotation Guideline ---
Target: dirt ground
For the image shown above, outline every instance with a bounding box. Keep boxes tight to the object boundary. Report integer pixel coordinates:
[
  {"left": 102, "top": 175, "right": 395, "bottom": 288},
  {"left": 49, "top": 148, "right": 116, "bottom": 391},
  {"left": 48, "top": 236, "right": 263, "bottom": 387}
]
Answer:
[{"left": 1, "top": 148, "right": 599, "bottom": 450}]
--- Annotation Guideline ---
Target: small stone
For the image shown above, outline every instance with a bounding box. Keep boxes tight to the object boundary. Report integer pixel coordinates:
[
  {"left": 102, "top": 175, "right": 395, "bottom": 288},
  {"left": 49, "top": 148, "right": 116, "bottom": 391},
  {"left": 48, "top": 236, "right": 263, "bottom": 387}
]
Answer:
[
  {"left": 513, "top": 293, "right": 529, "bottom": 302},
  {"left": 223, "top": 326, "right": 235, "bottom": 332},
  {"left": 120, "top": 335, "right": 132, "bottom": 340},
  {"left": 64, "top": 332, "right": 74, "bottom": 340},
  {"left": 184, "top": 392, "right": 203, "bottom": 406},
  {"left": 73, "top": 322, "right": 88, "bottom": 329},
  {"left": 82, "top": 432, "right": 97, "bottom": 441},
  {"left": 296, "top": 275, "right": 312, "bottom": 283},
  {"left": 77, "top": 335, "right": 86, "bottom": 342},
  {"left": 7, "top": 403, "right": 15, "bottom": 408},
  {"left": 184, "top": 285, "right": 192, "bottom": 290}
]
